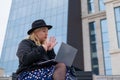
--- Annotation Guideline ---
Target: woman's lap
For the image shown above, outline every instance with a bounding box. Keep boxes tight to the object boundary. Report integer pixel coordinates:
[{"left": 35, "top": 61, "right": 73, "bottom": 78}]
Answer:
[{"left": 17, "top": 65, "right": 75, "bottom": 80}]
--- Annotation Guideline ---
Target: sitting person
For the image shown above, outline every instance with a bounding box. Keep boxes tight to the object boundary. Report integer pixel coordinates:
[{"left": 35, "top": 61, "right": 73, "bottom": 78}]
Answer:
[{"left": 16, "top": 19, "right": 75, "bottom": 80}]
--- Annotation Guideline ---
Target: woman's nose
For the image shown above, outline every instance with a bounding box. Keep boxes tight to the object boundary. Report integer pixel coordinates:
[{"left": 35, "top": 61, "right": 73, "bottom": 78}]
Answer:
[{"left": 46, "top": 32, "right": 48, "bottom": 35}]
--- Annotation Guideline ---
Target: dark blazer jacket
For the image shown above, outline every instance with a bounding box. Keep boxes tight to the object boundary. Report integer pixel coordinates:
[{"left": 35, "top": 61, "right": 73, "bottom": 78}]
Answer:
[{"left": 16, "top": 39, "right": 56, "bottom": 74}]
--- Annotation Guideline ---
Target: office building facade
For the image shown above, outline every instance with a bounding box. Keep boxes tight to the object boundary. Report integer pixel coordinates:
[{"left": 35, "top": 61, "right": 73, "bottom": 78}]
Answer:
[
  {"left": 105, "top": 0, "right": 120, "bottom": 75},
  {"left": 81, "top": 0, "right": 110, "bottom": 75},
  {"left": 82, "top": 0, "right": 120, "bottom": 75}
]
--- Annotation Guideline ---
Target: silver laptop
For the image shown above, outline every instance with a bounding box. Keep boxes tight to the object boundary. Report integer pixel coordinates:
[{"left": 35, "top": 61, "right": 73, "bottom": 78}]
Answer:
[{"left": 38, "top": 42, "right": 78, "bottom": 67}]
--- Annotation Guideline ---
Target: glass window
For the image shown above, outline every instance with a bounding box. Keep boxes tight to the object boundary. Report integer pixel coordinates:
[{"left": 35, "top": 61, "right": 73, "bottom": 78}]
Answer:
[
  {"left": 101, "top": 19, "right": 112, "bottom": 75},
  {"left": 102, "top": 33, "right": 109, "bottom": 42},
  {"left": 88, "top": 0, "right": 94, "bottom": 13},
  {"left": 114, "top": 7, "right": 120, "bottom": 48},
  {"left": 89, "top": 22, "right": 99, "bottom": 75},
  {"left": 90, "top": 35, "right": 95, "bottom": 41},
  {"left": 91, "top": 43, "right": 97, "bottom": 52},
  {"left": 99, "top": 0, "right": 105, "bottom": 11}
]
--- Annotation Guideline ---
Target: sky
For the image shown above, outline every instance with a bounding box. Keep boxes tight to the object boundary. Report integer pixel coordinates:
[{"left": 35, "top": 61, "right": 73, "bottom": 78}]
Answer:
[{"left": 0, "top": 0, "right": 12, "bottom": 57}]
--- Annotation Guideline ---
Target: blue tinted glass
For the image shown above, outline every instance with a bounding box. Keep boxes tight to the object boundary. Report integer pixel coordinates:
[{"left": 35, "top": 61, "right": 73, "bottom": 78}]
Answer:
[
  {"left": 89, "top": 22, "right": 99, "bottom": 75},
  {"left": 114, "top": 7, "right": 120, "bottom": 48},
  {"left": 102, "top": 33, "right": 109, "bottom": 42},
  {"left": 101, "top": 19, "right": 108, "bottom": 33},
  {"left": 91, "top": 43, "right": 97, "bottom": 52},
  {"left": 118, "top": 32, "right": 120, "bottom": 45},
  {"left": 99, "top": 0, "right": 105, "bottom": 11},
  {"left": 114, "top": 7, "right": 120, "bottom": 21},
  {"left": 101, "top": 19, "right": 112, "bottom": 75},
  {"left": 104, "top": 57, "right": 112, "bottom": 75},
  {"left": 88, "top": 0, "right": 94, "bottom": 13},
  {"left": 117, "top": 23, "right": 120, "bottom": 31},
  {"left": 90, "top": 35, "right": 95, "bottom": 41}
]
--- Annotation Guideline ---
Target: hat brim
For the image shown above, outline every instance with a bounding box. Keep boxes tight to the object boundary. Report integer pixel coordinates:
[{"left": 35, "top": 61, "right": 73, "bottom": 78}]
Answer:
[{"left": 27, "top": 25, "right": 52, "bottom": 35}]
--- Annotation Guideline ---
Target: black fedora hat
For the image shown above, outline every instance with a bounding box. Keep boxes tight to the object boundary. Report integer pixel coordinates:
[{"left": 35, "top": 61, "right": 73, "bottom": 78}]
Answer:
[{"left": 27, "top": 19, "right": 52, "bottom": 35}]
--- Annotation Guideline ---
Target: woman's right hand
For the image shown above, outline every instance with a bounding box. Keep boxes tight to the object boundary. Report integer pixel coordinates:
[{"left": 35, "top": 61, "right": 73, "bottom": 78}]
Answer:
[
  {"left": 47, "top": 36, "right": 57, "bottom": 50},
  {"left": 42, "top": 36, "right": 57, "bottom": 51}
]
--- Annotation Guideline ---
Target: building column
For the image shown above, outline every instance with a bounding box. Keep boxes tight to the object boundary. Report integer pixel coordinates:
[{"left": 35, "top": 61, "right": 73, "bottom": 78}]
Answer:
[{"left": 67, "top": 0, "right": 84, "bottom": 70}]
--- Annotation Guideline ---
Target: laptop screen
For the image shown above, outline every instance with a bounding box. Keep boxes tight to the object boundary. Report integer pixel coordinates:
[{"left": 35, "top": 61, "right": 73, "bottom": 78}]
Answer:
[{"left": 55, "top": 42, "right": 78, "bottom": 67}]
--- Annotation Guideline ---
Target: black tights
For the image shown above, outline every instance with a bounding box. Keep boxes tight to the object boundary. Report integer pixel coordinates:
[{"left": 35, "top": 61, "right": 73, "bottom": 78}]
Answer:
[{"left": 53, "top": 63, "right": 66, "bottom": 80}]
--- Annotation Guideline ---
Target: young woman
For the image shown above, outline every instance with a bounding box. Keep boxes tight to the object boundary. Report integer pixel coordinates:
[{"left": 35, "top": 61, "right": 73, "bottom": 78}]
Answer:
[{"left": 16, "top": 19, "right": 75, "bottom": 80}]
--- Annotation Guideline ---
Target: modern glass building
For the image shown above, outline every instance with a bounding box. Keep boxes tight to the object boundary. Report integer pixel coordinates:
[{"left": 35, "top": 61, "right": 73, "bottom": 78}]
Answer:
[
  {"left": 0, "top": 0, "right": 83, "bottom": 76},
  {"left": 0, "top": 0, "right": 69, "bottom": 75}
]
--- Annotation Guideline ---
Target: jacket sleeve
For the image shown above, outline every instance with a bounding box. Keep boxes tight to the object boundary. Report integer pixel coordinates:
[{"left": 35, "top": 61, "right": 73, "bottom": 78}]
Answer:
[
  {"left": 16, "top": 39, "right": 46, "bottom": 66},
  {"left": 47, "top": 49, "right": 56, "bottom": 59}
]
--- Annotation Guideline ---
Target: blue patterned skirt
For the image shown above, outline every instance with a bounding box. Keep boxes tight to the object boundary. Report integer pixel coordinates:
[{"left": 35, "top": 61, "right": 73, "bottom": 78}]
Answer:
[{"left": 17, "top": 65, "right": 75, "bottom": 80}]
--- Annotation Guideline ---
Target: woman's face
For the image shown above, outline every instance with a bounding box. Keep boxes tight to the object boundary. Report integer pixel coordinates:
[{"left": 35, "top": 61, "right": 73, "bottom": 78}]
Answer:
[{"left": 34, "top": 27, "right": 48, "bottom": 42}]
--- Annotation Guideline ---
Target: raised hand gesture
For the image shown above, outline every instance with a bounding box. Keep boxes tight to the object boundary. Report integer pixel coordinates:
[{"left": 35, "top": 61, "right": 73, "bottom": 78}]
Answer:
[{"left": 47, "top": 36, "right": 57, "bottom": 50}]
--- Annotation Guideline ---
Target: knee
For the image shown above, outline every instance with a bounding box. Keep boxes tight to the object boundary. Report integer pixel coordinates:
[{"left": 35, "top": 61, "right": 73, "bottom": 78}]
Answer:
[{"left": 55, "top": 63, "right": 66, "bottom": 69}]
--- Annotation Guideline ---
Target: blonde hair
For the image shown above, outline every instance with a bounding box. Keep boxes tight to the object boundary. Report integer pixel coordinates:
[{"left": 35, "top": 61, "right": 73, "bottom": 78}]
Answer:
[
  {"left": 28, "top": 33, "right": 41, "bottom": 46},
  {"left": 27, "top": 27, "right": 47, "bottom": 46}
]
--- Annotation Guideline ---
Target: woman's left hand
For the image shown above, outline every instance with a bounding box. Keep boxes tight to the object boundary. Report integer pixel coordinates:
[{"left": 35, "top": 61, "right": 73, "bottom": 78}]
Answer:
[{"left": 47, "top": 36, "right": 57, "bottom": 50}]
